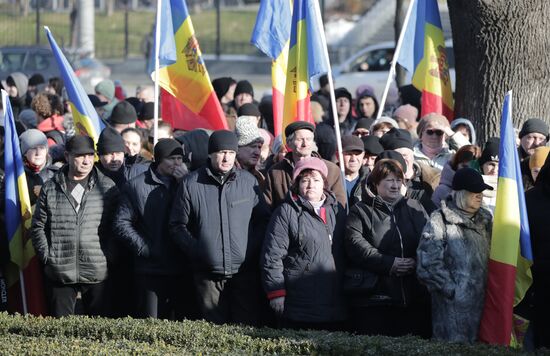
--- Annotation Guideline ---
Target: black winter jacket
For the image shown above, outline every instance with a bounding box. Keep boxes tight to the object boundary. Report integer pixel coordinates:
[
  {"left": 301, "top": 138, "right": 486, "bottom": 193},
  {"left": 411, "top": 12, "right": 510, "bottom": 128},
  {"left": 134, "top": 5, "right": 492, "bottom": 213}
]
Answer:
[
  {"left": 169, "top": 164, "right": 268, "bottom": 276},
  {"left": 114, "top": 166, "right": 186, "bottom": 275},
  {"left": 30, "top": 166, "right": 119, "bottom": 284},
  {"left": 345, "top": 192, "right": 429, "bottom": 307},
  {"left": 261, "top": 191, "right": 347, "bottom": 323}
]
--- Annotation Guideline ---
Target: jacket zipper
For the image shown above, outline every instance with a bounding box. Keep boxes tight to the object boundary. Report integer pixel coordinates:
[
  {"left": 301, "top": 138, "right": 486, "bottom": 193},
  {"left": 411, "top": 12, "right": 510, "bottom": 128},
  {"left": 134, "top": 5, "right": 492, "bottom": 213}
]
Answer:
[{"left": 393, "top": 211, "right": 407, "bottom": 306}]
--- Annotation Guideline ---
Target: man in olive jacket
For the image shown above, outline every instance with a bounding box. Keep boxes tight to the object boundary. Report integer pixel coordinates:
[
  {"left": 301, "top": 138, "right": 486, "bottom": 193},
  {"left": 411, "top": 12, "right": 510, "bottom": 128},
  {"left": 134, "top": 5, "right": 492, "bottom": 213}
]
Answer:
[{"left": 31, "top": 135, "right": 119, "bottom": 317}]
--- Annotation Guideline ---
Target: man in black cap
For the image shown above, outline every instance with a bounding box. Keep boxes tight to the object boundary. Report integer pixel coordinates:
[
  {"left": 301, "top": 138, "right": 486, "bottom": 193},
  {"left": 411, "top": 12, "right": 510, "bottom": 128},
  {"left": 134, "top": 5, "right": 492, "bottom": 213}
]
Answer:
[
  {"left": 264, "top": 121, "right": 347, "bottom": 209},
  {"left": 30, "top": 135, "right": 119, "bottom": 317},
  {"left": 339, "top": 135, "right": 367, "bottom": 206},
  {"left": 518, "top": 118, "right": 549, "bottom": 190},
  {"left": 110, "top": 101, "right": 138, "bottom": 133},
  {"left": 96, "top": 127, "right": 127, "bottom": 186},
  {"left": 361, "top": 135, "right": 384, "bottom": 171},
  {"left": 170, "top": 130, "right": 268, "bottom": 326},
  {"left": 115, "top": 138, "right": 197, "bottom": 320}
]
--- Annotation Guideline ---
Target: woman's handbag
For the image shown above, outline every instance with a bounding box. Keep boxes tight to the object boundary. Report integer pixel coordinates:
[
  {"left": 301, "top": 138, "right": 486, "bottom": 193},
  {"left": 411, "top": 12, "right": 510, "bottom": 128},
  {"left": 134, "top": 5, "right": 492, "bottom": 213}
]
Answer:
[{"left": 342, "top": 268, "right": 378, "bottom": 295}]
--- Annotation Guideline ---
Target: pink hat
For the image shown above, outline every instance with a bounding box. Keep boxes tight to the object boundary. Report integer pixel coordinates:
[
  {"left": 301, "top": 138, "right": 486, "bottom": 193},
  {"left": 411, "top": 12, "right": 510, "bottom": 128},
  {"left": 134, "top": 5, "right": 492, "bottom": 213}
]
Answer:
[
  {"left": 393, "top": 104, "right": 419, "bottom": 122},
  {"left": 292, "top": 157, "right": 328, "bottom": 181}
]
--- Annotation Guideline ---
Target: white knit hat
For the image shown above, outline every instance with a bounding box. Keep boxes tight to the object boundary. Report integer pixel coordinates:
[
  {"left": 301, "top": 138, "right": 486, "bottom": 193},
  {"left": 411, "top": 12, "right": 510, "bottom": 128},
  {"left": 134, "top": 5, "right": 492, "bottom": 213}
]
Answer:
[{"left": 235, "top": 116, "right": 264, "bottom": 146}]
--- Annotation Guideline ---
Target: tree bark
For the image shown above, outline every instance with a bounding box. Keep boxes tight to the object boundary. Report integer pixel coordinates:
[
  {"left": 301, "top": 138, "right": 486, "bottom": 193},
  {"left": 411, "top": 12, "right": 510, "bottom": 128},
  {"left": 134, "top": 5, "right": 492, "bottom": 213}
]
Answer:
[{"left": 448, "top": 0, "right": 550, "bottom": 143}]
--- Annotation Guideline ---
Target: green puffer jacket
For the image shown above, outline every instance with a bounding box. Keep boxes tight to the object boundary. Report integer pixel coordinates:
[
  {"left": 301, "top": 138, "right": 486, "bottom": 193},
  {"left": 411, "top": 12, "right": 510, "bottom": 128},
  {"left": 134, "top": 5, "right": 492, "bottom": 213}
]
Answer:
[{"left": 30, "top": 166, "right": 119, "bottom": 284}]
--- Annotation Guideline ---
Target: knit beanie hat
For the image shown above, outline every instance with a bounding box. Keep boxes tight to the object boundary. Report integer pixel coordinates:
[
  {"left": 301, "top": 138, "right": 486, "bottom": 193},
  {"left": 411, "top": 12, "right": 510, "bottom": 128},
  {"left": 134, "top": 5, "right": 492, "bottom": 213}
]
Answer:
[
  {"left": 212, "top": 77, "right": 235, "bottom": 100},
  {"left": 292, "top": 156, "right": 328, "bottom": 181},
  {"left": 529, "top": 146, "right": 550, "bottom": 169},
  {"left": 237, "top": 103, "right": 261, "bottom": 117},
  {"left": 19, "top": 129, "right": 48, "bottom": 154},
  {"left": 478, "top": 138, "right": 500, "bottom": 167},
  {"left": 375, "top": 150, "right": 407, "bottom": 174},
  {"left": 519, "top": 118, "right": 549, "bottom": 140},
  {"left": 208, "top": 130, "right": 238, "bottom": 154},
  {"left": 94, "top": 79, "right": 115, "bottom": 101},
  {"left": 379, "top": 128, "right": 414, "bottom": 150},
  {"left": 139, "top": 102, "right": 155, "bottom": 121},
  {"left": 235, "top": 116, "right": 264, "bottom": 146},
  {"left": 66, "top": 135, "right": 95, "bottom": 155},
  {"left": 125, "top": 97, "right": 144, "bottom": 119},
  {"left": 393, "top": 104, "right": 419, "bottom": 122},
  {"left": 110, "top": 101, "right": 138, "bottom": 125},
  {"left": 97, "top": 127, "right": 125, "bottom": 155},
  {"left": 355, "top": 118, "right": 375, "bottom": 130},
  {"left": 88, "top": 94, "right": 108, "bottom": 108},
  {"left": 28, "top": 73, "right": 45, "bottom": 87},
  {"left": 234, "top": 80, "right": 254, "bottom": 98},
  {"left": 154, "top": 138, "right": 184, "bottom": 162},
  {"left": 361, "top": 135, "right": 384, "bottom": 156},
  {"left": 18, "top": 109, "right": 38, "bottom": 129}
]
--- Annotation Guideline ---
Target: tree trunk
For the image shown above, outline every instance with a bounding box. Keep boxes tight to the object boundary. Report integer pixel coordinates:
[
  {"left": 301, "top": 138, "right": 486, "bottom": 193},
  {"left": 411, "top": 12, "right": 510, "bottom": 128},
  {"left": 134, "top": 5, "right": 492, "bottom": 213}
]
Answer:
[
  {"left": 106, "top": 0, "right": 114, "bottom": 16},
  {"left": 448, "top": 0, "right": 550, "bottom": 143}
]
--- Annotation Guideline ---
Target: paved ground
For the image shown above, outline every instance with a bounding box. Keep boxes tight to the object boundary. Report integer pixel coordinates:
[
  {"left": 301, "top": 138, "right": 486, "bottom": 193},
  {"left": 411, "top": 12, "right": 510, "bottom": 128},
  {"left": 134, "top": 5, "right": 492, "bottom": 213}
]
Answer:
[{"left": 104, "top": 55, "right": 273, "bottom": 98}]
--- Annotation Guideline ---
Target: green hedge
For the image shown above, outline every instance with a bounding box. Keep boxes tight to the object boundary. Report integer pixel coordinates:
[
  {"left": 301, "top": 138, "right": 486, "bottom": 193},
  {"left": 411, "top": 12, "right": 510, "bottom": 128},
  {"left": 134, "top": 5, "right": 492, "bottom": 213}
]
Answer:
[{"left": 0, "top": 312, "right": 533, "bottom": 355}]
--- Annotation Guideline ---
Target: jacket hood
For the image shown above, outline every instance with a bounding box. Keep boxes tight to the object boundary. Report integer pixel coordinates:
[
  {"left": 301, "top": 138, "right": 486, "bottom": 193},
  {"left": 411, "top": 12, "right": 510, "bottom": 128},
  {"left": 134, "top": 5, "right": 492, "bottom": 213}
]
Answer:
[
  {"left": 439, "top": 162, "right": 455, "bottom": 188},
  {"left": 355, "top": 92, "right": 379, "bottom": 119},
  {"left": 7, "top": 72, "right": 28, "bottom": 99},
  {"left": 451, "top": 118, "right": 477, "bottom": 145}
]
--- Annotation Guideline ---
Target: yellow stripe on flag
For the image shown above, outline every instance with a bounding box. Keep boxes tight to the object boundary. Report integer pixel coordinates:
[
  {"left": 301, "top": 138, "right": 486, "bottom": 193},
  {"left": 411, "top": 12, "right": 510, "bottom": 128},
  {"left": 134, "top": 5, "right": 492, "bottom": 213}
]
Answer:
[{"left": 490, "top": 177, "right": 521, "bottom": 265}]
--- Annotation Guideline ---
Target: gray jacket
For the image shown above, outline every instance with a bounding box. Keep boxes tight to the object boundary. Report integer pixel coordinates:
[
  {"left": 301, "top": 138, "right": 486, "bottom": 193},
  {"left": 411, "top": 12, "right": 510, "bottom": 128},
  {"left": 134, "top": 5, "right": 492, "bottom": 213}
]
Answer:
[
  {"left": 417, "top": 200, "right": 492, "bottom": 343},
  {"left": 30, "top": 166, "right": 119, "bottom": 284}
]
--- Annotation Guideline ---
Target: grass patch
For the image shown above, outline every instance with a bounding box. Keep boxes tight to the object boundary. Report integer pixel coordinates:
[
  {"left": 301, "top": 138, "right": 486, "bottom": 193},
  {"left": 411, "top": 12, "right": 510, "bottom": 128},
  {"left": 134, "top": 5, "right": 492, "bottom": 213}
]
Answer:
[{"left": 0, "top": 8, "right": 258, "bottom": 58}]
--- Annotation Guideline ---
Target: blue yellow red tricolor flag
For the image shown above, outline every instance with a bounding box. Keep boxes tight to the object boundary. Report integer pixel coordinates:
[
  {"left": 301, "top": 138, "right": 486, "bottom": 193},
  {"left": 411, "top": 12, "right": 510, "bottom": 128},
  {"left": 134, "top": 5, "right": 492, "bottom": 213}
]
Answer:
[
  {"left": 396, "top": 0, "right": 454, "bottom": 121},
  {"left": 2, "top": 90, "right": 47, "bottom": 315},
  {"left": 478, "top": 91, "right": 533, "bottom": 345},
  {"left": 251, "top": 0, "right": 292, "bottom": 137},
  {"left": 44, "top": 27, "right": 105, "bottom": 144},
  {"left": 152, "top": 0, "right": 227, "bottom": 131}
]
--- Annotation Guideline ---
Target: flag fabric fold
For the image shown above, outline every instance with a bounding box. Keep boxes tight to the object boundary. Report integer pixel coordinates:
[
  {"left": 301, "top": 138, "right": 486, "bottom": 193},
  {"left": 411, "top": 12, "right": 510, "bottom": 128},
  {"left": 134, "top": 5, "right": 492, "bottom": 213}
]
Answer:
[
  {"left": 251, "top": 0, "right": 292, "bottom": 137},
  {"left": 2, "top": 90, "right": 47, "bottom": 315},
  {"left": 396, "top": 0, "right": 454, "bottom": 121},
  {"left": 44, "top": 27, "right": 105, "bottom": 143},
  {"left": 152, "top": 0, "right": 227, "bottom": 131},
  {"left": 478, "top": 91, "right": 533, "bottom": 345},
  {"left": 282, "top": 0, "right": 329, "bottom": 137}
]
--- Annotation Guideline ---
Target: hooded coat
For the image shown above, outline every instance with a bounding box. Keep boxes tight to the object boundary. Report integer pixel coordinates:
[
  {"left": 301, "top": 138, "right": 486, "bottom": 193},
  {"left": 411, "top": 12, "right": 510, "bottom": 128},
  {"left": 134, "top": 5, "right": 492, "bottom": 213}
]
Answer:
[
  {"left": 7, "top": 72, "right": 29, "bottom": 118},
  {"left": 431, "top": 162, "right": 455, "bottom": 208},
  {"left": 417, "top": 199, "right": 492, "bottom": 343},
  {"left": 450, "top": 118, "right": 477, "bottom": 146}
]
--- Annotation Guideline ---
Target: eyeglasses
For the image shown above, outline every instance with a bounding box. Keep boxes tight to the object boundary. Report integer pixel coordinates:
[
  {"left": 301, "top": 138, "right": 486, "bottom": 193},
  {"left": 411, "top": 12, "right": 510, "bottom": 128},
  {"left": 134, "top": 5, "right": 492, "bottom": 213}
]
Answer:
[{"left": 425, "top": 129, "right": 444, "bottom": 136}]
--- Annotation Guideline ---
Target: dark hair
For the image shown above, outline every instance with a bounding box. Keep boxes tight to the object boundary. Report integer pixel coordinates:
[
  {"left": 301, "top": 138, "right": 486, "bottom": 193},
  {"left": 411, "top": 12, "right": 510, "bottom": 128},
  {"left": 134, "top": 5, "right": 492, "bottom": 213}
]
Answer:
[
  {"left": 48, "top": 77, "right": 64, "bottom": 96},
  {"left": 121, "top": 127, "right": 146, "bottom": 145},
  {"left": 291, "top": 168, "right": 328, "bottom": 194},
  {"left": 450, "top": 144, "right": 481, "bottom": 171},
  {"left": 368, "top": 159, "right": 404, "bottom": 193}
]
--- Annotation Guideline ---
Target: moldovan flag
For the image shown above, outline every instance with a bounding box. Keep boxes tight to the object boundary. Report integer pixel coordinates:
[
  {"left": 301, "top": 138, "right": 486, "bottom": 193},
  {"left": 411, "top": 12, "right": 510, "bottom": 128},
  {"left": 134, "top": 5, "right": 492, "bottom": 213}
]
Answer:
[
  {"left": 2, "top": 90, "right": 47, "bottom": 315},
  {"left": 281, "top": 0, "right": 329, "bottom": 138},
  {"left": 152, "top": 0, "right": 227, "bottom": 131},
  {"left": 478, "top": 91, "right": 533, "bottom": 345},
  {"left": 397, "top": 0, "right": 454, "bottom": 121},
  {"left": 251, "top": 0, "right": 292, "bottom": 137},
  {"left": 45, "top": 27, "right": 105, "bottom": 143}
]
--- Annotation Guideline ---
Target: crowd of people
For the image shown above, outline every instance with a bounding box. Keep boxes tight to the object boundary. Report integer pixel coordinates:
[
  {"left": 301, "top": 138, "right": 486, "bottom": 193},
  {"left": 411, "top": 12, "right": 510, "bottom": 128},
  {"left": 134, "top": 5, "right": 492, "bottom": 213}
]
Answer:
[{"left": 0, "top": 70, "right": 549, "bottom": 348}]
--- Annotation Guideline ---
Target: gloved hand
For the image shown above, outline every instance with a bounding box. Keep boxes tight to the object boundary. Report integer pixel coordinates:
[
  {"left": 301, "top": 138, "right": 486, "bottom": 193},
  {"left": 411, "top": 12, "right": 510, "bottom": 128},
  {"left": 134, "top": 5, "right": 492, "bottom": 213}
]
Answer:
[{"left": 269, "top": 296, "right": 285, "bottom": 316}]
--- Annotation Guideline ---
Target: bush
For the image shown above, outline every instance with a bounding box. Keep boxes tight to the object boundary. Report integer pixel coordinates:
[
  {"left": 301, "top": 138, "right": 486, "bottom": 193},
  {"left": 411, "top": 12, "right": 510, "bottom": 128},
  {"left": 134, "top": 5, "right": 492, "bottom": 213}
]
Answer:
[{"left": 0, "top": 312, "right": 534, "bottom": 355}]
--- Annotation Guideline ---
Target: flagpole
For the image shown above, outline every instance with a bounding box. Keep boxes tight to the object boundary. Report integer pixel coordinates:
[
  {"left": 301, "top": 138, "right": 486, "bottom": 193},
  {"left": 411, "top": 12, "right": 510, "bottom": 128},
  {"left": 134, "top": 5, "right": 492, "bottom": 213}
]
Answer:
[
  {"left": 377, "top": 0, "right": 416, "bottom": 119},
  {"left": 18, "top": 270, "right": 28, "bottom": 314},
  {"left": 153, "top": 0, "right": 162, "bottom": 147},
  {"left": 311, "top": 0, "right": 345, "bottom": 182}
]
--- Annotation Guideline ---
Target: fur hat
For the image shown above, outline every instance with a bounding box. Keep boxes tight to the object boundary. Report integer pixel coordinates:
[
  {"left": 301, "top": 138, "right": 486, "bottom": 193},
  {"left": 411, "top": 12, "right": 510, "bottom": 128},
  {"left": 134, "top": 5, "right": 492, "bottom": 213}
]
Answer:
[{"left": 235, "top": 116, "right": 263, "bottom": 146}]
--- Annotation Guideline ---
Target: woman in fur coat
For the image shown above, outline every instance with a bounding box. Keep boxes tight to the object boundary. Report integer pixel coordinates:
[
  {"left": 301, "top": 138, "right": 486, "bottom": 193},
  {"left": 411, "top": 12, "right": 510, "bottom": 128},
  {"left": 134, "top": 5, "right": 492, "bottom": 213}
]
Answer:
[{"left": 417, "top": 168, "right": 493, "bottom": 343}]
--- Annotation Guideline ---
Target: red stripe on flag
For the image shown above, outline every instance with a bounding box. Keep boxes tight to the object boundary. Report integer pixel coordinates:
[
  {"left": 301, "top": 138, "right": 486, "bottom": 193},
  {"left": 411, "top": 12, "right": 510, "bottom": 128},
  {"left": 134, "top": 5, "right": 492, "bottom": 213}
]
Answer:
[
  {"left": 421, "top": 90, "right": 454, "bottom": 122},
  {"left": 161, "top": 90, "right": 228, "bottom": 131},
  {"left": 272, "top": 87, "right": 284, "bottom": 137},
  {"left": 478, "top": 259, "right": 516, "bottom": 345}
]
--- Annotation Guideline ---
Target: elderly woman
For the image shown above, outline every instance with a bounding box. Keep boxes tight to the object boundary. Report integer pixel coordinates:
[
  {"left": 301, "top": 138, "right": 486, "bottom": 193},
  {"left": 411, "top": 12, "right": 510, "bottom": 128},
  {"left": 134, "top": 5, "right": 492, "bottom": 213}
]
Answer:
[
  {"left": 413, "top": 113, "right": 469, "bottom": 171},
  {"left": 345, "top": 159, "right": 430, "bottom": 337},
  {"left": 417, "top": 168, "right": 493, "bottom": 343},
  {"left": 261, "top": 157, "right": 347, "bottom": 330}
]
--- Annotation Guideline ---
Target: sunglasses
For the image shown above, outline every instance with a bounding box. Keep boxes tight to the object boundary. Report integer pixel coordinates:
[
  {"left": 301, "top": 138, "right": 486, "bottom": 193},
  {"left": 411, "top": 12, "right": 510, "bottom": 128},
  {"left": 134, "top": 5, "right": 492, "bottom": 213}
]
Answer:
[{"left": 425, "top": 129, "right": 444, "bottom": 136}]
